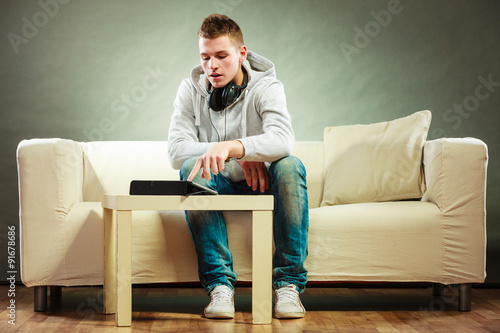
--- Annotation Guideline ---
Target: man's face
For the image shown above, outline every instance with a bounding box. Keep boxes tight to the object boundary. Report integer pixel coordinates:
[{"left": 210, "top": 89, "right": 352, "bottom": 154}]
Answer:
[{"left": 199, "top": 36, "right": 247, "bottom": 89}]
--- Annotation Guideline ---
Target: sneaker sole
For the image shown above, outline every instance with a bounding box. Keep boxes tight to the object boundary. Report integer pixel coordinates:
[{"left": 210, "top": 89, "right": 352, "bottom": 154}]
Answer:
[
  {"left": 204, "top": 312, "right": 235, "bottom": 319},
  {"left": 275, "top": 312, "right": 305, "bottom": 319}
]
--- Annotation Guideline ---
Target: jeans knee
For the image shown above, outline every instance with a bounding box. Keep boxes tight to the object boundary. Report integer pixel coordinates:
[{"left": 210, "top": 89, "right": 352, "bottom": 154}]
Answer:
[{"left": 270, "top": 156, "right": 306, "bottom": 181}]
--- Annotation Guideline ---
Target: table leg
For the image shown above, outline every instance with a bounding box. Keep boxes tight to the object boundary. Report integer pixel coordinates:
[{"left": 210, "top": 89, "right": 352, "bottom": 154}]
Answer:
[
  {"left": 251, "top": 210, "right": 273, "bottom": 324},
  {"left": 103, "top": 208, "right": 115, "bottom": 314},
  {"left": 115, "top": 210, "right": 132, "bottom": 326}
]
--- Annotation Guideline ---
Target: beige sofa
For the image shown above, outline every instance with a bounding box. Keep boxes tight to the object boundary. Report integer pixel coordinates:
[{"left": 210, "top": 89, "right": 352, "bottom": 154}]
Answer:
[{"left": 16, "top": 114, "right": 488, "bottom": 313}]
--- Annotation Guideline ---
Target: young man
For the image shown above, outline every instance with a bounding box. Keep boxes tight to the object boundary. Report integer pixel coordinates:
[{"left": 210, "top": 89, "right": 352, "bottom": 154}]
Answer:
[{"left": 168, "top": 14, "right": 309, "bottom": 319}]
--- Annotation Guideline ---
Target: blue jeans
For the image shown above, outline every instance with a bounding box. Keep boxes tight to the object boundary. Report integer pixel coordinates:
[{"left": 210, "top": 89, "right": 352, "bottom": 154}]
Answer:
[{"left": 180, "top": 156, "right": 309, "bottom": 295}]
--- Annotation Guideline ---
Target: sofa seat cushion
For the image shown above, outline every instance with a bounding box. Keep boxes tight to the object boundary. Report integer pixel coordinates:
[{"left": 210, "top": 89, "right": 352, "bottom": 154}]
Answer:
[
  {"left": 306, "top": 201, "right": 445, "bottom": 282},
  {"left": 36, "top": 202, "right": 257, "bottom": 286},
  {"left": 55, "top": 201, "right": 445, "bottom": 285},
  {"left": 47, "top": 200, "right": 443, "bottom": 285},
  {"left": 321, "top": 110, "right": 431, "bottom": 206}
]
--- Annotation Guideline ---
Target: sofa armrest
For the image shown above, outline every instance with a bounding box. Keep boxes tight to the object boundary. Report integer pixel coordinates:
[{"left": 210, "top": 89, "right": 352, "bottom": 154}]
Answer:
[
  {"left": 422, "top": 138, "right": 488, "bottom": 212},
  {"left": 422, "top": 137, "right": 488, "bottom": 283},
  {"left": 17, "top": 138, "right": 83, "bottom": 286}
]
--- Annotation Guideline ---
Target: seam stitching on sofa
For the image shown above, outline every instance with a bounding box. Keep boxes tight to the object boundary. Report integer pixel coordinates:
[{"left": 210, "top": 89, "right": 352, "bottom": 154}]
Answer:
[
  {"left": 56, "top": 140, "right": 69, "bottom": 283},
  {"left": 440, "top": 140, "right": 447, "bottom": 283}
]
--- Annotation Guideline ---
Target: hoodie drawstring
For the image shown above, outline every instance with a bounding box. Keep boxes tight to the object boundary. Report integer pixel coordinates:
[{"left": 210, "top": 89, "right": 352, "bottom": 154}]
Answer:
[{"left": 240, "top": 90, "right": 248, "bottom": 138}]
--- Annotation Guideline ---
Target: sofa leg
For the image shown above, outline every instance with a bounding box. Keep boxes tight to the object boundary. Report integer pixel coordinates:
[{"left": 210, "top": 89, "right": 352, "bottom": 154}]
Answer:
[
  {"left": 34, "top": 286, "right": 47, "bottom": 312},
  {"left": 459, "top": 283, "right": 472, "bottom": 312},
  {"left": 50, "top": 286, "right": 62, "bottom": 297},
  {"left": 432, "top": 283, "right": 444, "bottom": 297}
]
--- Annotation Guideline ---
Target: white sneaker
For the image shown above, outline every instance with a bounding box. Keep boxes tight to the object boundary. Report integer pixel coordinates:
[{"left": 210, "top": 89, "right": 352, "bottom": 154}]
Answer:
[
  {"left": 204, "top": 285, "right": 235, "bottom": 319},
  {"left": 275, "top": 284, "right": 306, "bottom": 318}
]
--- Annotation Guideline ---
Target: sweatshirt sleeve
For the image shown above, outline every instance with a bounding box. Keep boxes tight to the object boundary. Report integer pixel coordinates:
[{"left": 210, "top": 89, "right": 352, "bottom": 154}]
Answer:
[
  {"left": 167, "top": 79, "right": 216, "bottom": 170},
  {"left": 238, "top": 80, "right": 295, "bottom": 162}
]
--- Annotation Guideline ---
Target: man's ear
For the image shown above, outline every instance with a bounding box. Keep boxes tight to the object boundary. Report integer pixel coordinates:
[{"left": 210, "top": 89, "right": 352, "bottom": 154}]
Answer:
[{"left": 239, "top": 45, "right": 248, "bottom": 63}]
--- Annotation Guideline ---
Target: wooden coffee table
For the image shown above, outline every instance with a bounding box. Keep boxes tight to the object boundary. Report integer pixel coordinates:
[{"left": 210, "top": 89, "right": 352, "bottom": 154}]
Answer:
[{"left": 102, "top": 194, "right": 274, "bottom": 326}]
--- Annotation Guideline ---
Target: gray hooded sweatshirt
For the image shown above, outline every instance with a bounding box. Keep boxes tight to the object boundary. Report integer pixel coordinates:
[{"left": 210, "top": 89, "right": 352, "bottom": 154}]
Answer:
[{"left": 168, "top": 51, "right": 295, "bottom": 182}]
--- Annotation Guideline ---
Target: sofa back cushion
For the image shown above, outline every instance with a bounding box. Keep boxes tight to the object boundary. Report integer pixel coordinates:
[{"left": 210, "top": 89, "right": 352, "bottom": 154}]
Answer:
[
  {"left": 82, "top": 140, "right": 326, "bottom": 206},
  {"left": 83, "top": 141, "right": 178, "bottom": 202}
]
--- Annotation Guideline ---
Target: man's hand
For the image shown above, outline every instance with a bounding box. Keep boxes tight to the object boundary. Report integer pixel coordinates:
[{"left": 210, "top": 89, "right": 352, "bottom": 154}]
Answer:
[
  {"left": 237, "top": 160, "right": 269, "bottom": 193},
  {"left": 188, "top": 141, "right": 244, "bottom": 181}
]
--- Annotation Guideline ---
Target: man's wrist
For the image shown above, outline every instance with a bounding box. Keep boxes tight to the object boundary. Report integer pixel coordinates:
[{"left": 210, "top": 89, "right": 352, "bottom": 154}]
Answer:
[{"left": 228, "top": 140, "right": 245, "bottom": 159}]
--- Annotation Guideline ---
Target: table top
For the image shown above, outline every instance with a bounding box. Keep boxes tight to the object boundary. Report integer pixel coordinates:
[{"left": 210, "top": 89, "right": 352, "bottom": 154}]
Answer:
[{"left": 102, "top": 194, "right": 274, "bottom": 211}]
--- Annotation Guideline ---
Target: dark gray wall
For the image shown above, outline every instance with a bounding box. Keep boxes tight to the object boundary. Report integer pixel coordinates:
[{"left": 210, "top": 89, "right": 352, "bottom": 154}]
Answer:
[{"left": 1, "top": 0, "right": 499, "bottom": 283}]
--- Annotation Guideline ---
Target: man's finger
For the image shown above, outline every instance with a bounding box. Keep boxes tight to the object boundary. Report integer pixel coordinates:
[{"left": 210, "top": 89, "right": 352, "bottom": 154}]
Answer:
[
  {"left": 250, "top": 165, "right": 258, "bottom": 191},
  {"left": 258, "top": 164, "right": 268, "bottom": 193},
  {"left": 203, "top": 156, "right": 213, "bottom": 181},
  {"left": 188, "top": 158, "right": 203, "bottom": 181},
  {"left": 217, "top": 157, "right": 225, "bottom": 175},
  {"left": 242, "top": 165, "right": 252, "bottom": 187},
  {"left": 209, "top": 155, "right": 222, "bottom": 177},
  {"left": 262, "top": 163, "right": 269, "bottom": 190}
]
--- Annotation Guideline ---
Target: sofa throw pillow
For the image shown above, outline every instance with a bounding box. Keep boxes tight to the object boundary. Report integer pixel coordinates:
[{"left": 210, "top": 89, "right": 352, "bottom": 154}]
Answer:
[{"left": 321, "top": 110, "right": 431, "bottom": 206}]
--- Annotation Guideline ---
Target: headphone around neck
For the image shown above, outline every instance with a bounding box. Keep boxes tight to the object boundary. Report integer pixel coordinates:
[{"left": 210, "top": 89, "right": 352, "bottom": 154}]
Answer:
[{"left": 208, "top": 70, "right": 248, "bottom": 112}]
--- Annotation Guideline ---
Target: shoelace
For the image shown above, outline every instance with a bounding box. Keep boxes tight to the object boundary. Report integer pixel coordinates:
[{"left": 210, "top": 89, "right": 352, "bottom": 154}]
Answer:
[
  {"left": 211, "top": 287, "right": 233, "bottom": 304},
  {"left": 276, "top": 285, "right": 299, "bottom": 305}
]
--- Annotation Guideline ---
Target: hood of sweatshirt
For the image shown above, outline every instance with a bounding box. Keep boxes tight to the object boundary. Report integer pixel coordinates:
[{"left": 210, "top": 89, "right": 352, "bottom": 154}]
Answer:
[
  {"left": 191, "top": 51, "right": 275, "bottom": 96},
  {"left": 189, "top": 51, "right": 276, "bottom": 126}
]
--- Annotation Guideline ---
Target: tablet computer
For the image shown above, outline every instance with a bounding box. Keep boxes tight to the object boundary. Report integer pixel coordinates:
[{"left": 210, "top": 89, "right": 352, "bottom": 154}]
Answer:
[{"left": 129, "top": 180, "right": 217, "bottom": 196}]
